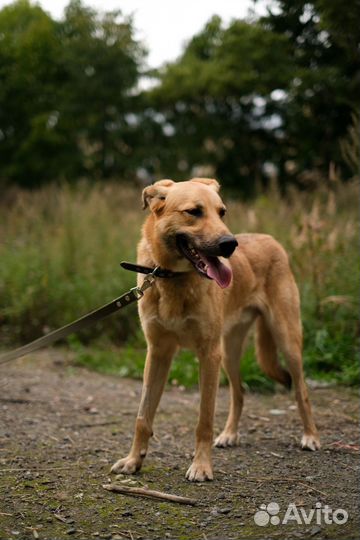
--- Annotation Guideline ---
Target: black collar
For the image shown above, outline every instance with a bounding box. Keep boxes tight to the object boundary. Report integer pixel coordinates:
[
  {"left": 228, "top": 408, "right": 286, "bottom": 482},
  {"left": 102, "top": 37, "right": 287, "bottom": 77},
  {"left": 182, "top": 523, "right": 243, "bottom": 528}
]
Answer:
[{"left": 120, "top": 261, "right": 184, "bottom": 278}]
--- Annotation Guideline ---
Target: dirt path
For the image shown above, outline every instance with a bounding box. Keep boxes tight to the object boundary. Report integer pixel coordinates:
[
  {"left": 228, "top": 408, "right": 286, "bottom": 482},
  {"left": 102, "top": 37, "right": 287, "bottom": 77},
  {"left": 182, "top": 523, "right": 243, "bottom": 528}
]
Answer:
[{"left": 0, "top": 352, "right": 359, "bottom": 540}]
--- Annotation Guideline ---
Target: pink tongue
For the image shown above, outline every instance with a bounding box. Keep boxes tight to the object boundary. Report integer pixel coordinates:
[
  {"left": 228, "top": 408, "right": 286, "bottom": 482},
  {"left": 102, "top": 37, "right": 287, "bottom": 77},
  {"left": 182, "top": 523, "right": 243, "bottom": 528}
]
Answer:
[{"left": 202, "top": 256, "right": 232, "bottom": 288}]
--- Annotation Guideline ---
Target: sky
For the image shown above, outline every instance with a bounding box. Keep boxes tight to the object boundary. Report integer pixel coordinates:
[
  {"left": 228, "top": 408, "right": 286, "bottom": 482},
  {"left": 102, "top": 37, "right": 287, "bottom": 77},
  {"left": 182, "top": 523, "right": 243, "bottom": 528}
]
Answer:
[{"left": 0, "top": 0, "right": 270, "bottom": 68}]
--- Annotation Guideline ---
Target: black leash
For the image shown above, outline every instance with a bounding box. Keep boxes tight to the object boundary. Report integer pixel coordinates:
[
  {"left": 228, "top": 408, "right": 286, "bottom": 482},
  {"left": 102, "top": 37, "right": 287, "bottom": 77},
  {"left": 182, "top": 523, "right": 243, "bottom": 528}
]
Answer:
[{"left": 0, "top": 262, "right": 179, "bottom": 366}]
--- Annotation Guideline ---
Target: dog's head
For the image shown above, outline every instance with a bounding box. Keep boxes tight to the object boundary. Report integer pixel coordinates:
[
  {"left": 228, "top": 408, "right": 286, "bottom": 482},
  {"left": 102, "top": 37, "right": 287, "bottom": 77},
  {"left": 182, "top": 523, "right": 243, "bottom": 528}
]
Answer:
[{"left": 142, "top": 178, "right": 238, "bottom": 288}]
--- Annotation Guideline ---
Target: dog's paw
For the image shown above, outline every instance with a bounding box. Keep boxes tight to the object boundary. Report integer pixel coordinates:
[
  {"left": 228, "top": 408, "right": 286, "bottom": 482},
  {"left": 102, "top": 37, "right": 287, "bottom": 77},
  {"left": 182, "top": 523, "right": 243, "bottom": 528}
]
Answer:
[
  {"left": 185, "top": 461, "right": 213, "bottom": 482},
  {"left": 110, "top": 455, "right": 142, "bottom": 475},
  {"left": 214, "top": 431, "right": 240, "bottom": 448},
  {"left": 301, "top": 433, "right": 321, "bottom": 451}
]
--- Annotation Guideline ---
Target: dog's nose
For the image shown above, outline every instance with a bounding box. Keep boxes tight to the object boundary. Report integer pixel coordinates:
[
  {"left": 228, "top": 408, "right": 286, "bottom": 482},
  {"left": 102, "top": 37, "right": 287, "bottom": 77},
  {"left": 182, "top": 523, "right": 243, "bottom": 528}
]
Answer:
[{"left": 218, "top": 235, "right": 238, "bottom": 258}]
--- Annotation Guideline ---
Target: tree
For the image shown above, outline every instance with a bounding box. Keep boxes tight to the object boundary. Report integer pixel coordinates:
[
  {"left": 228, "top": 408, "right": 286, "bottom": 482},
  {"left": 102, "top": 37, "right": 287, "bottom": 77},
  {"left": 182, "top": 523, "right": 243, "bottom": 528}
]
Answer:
[
  {"left": 148, "top": 16, "right": 293, "bottom": 195},
  {"left": 59, "top": 0, "right": 145, "bottom": 179},
  {"left": 0, "top": 0, "right": 67, "bottom": 187},
  {"left": 260, "top": 0, "right": 360, "bottom": 183},
  {"left": 1, "top": 0, "right": 358, "bottom": 191},
  {"left": 0, "top": 0, "right": 145, "bottom": 187},
  {"left": 146, "top": 2, "right": 359, "bottom": 194}
]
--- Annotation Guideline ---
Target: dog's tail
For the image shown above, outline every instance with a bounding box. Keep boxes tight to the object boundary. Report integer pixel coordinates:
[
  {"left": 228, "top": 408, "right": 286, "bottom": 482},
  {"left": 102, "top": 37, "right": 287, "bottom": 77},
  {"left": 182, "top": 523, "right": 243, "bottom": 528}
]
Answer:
[{"left": 255, "top": 316, "right": 292, "bottom": 389}]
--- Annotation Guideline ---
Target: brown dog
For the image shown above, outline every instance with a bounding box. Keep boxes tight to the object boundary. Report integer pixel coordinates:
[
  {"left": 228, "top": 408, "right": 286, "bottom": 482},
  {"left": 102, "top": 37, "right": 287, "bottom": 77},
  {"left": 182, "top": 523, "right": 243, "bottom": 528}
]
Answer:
[{"left": 111, "top": 178, "right": 320, "bottom": 482}]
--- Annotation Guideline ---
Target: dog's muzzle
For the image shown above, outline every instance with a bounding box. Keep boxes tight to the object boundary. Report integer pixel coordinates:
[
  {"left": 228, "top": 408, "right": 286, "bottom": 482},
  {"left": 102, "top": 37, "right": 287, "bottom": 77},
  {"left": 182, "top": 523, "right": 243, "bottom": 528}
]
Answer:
[
  {"left": 176, "top": 233, "right": 237, "bottom": 289},
  {"left": 217, "top": 235, "right": 238, "bottom": 258}
]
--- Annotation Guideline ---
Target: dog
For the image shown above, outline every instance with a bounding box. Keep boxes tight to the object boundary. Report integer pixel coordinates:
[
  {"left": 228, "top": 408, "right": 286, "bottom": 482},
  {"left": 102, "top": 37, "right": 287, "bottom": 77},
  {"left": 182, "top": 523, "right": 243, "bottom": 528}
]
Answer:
[{"left": 111, "top": 177, "right": 320, "bottom": 482}]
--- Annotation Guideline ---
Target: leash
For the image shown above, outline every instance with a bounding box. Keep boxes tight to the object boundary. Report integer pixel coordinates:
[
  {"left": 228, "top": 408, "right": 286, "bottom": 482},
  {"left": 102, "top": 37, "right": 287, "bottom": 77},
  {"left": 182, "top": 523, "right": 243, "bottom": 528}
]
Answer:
[{"left": 0, "top": 262, "right": 180, "bottom": 366}]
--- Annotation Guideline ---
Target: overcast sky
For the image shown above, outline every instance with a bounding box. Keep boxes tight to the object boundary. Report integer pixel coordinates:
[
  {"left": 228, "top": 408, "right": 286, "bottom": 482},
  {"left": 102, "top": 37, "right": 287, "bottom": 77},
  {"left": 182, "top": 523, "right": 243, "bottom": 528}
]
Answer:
[{"left": 0, "top": 0, "right": 270, "bottom": 67}]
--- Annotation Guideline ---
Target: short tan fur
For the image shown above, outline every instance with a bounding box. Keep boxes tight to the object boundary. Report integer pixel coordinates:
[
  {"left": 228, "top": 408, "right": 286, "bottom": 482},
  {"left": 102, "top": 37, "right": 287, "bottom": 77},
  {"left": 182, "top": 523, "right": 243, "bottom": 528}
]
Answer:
[{"left": 111, "top": 178, "right": 320, "bottom": 482}]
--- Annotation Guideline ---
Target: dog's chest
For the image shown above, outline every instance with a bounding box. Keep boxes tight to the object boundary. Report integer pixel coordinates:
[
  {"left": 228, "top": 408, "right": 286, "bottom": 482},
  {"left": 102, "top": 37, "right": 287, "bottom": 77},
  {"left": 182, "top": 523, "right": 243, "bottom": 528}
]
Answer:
[
  {"left": 157, "top": 287, "right": 200, "bottom": 328},
  {"left": 156, "top": 314, "right": 200, "bottom": 333},
  {"left": 143, "top": 284, "right": 213, "bottom": 344}
]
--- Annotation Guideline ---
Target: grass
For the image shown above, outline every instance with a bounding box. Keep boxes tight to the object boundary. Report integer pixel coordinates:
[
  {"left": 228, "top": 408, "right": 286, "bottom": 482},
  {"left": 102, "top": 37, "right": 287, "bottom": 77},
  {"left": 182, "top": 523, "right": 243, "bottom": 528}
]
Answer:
[
  {"left": 0, "top": 177, "right": 359, "bottom": 389},
  {"left": 69, "top": 336, "right": 275, "bottom": 391}
]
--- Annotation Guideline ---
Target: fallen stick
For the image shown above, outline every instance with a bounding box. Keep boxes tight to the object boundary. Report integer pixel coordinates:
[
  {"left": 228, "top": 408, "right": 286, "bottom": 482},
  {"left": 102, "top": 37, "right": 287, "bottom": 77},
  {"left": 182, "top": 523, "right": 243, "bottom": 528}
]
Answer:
[
  {"left": 327, "top": 440, "right": 360, "bottom": 451},
  {"left": 54, "top": 514, "right": 68, "bottom": 523},
  {"left": 298, "top": 482, "right": 327, "bottom": 497},
  {"left": 66, "top": 420, "right": 122, "bottom": 429},
  {"left": 103, "top": 483, "right": 197, "bottom": 506},
  {"left": 0, "top": 398, "right": 47, "bottom": 404},
  {"left": 110, "top": 526, "right": 134, "bottom": 539}
]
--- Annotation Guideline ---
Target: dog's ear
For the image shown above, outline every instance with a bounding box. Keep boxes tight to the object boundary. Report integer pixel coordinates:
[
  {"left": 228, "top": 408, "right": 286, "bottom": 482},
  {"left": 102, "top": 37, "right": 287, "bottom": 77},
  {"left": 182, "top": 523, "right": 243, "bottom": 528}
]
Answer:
[
  {"left": 190, "top": 177, "right": 220, "bottom": 192},
  {"left": 142, "top": 179, "right": 175, "bottom": 211}
]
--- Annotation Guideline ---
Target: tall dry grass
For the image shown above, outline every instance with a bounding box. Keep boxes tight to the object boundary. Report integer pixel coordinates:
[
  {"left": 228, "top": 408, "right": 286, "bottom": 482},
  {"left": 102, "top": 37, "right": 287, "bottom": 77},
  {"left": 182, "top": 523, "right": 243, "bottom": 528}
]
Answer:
[
  {"left": 0, "top": 183, "right": 142, "bottom": 345},
  {"left": 0, "top": 178, "right": 358, "bottom": 387}
]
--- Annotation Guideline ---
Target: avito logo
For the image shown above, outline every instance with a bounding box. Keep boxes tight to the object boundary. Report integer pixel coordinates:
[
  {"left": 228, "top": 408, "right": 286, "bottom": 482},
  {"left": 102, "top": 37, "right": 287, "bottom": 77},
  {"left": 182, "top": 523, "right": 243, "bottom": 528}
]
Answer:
[{"left": 254, "top": 501, "right": 348, "bottom": 527}]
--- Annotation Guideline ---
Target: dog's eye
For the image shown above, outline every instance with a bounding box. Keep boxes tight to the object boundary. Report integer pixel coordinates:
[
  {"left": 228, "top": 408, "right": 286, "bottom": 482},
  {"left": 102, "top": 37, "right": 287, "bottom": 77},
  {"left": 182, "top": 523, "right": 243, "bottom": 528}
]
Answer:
[
  {"left": 185, "top": 208, "right": 203, "bottom": 217},
  {"left": 219, "top": 208, "right": 226, "bottom": 218}
]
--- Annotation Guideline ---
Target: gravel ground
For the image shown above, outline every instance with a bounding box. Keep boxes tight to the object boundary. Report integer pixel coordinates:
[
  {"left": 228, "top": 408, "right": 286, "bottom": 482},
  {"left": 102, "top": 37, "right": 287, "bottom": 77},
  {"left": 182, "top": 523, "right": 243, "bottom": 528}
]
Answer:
[{"left": 0, "top": 351, "right": 359, "bottom": 540}]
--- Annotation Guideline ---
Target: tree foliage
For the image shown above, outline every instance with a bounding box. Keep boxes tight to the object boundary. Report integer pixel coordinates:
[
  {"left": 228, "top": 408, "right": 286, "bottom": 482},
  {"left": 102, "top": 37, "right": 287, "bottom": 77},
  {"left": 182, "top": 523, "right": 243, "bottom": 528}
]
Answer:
[
  {"left": 149, "top": 16, "right": 295, "bottom": 194},
  {"left": 260, "top": 0, "right": 360, "bottom": 186},
  {"left": 0, "top": 0, "right": 144, "bottom": 187},
  {"left": 150, "top": 1, "right": 359, "bottom": 193},
  {"left": 0, "top": 0, "right": 358, "bottom": 193}
]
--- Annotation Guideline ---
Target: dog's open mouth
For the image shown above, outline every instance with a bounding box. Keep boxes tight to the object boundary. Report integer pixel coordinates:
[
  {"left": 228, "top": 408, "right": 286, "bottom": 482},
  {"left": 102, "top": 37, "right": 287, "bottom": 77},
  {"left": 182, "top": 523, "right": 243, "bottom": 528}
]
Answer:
[{"left": 176, "top": 235, "right": 232, "bottom": 289}]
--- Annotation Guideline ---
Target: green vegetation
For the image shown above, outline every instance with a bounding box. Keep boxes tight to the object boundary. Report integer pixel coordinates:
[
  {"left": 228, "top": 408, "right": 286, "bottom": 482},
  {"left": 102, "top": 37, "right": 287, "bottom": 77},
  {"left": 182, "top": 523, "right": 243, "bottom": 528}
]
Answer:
[
  {"left": 1, "top": 180, "right": 358, "bottom": 389},
  {"left": 0, "top": 0, "right": 144, "bottom": 187},
  {"left": 0, "top": 0, "right": 358, "bottom": 389},
  {"left": 0, "top": 0, "right": 358, "bottom": 194}
]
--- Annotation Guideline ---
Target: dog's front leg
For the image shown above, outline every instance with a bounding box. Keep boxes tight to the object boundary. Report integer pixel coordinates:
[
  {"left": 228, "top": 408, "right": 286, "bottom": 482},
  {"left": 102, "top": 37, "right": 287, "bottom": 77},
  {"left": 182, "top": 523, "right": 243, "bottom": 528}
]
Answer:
[
  {"left": 186, "top": 342, "right": 222, "bottom": 482},
  {"left": 111, "top": 339, "right": 176, "bottom": 475}
]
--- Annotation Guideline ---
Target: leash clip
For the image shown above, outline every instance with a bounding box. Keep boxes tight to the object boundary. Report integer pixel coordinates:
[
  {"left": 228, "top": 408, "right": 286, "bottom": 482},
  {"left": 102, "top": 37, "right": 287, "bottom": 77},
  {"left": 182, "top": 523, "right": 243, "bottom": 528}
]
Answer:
[{"left": 131, "top": 266, "right": 159, "bottom": 299}]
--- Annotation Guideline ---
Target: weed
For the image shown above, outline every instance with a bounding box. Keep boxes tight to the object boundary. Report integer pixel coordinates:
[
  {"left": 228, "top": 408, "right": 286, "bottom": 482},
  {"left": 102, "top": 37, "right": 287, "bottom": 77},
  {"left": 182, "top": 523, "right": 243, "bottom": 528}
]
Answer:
[{"left": 0, "top": 179, "right": 358, "bottom": 389}]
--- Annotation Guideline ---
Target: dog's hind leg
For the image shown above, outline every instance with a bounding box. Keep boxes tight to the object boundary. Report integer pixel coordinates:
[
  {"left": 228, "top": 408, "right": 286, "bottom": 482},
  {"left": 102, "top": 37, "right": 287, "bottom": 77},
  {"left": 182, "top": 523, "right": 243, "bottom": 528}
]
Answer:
[
  {"left": 265, "top": 291, "right": 320, "bottom": 451},
  {"left": 111, "top": 336, "right": 177, "bottom": 475},
  {"left": 215, "top": 315, "right": 255, "bottom": 448},
  {"left": 255, "top": 315, "right": 292, "bottom": 389}
]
